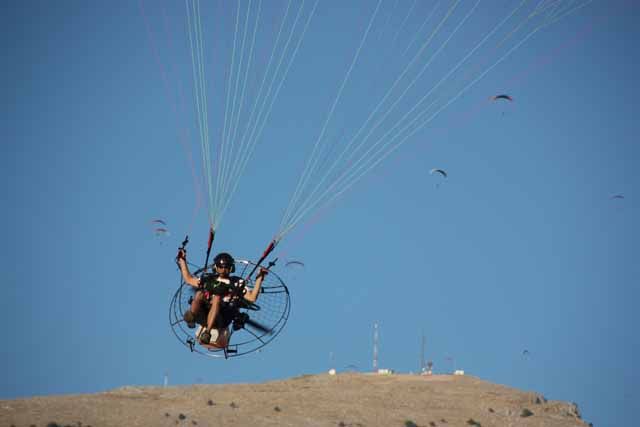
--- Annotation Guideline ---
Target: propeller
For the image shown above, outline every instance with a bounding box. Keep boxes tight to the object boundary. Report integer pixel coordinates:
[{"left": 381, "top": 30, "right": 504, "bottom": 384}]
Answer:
[
  {"left": 245, "top": 318, "right": 273, "bottom": 335},
  {"left": 232, "top": 312, "right": 273, "bottom": 335}
]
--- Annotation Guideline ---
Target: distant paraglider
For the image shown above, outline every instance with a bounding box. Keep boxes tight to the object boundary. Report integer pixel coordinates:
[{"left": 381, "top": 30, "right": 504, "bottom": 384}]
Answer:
[
  {"left": 429, "top": 168, "right": 447, "bottom": 188},
  {"left": 284, "top": 259, "right": 305, "bottom": 280},
  {"left": 491, "top": 94, "right": 513, "bottom": 117},
  {"left": 150, "top": 219, "right": 170, "bottom": 244},
  {"left": 610, "top": 194, "right": 624, "bottom": 200},
  {"left": 154, "top": 228, "right": 170, "bottom": 245},
  {"left": 155, "top": 227, "right": 170, "bottom": 236}
]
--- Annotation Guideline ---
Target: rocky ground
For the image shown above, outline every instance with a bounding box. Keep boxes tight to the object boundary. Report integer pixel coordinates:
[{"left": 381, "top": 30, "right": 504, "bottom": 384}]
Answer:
[{"left": 1, "top": 373, "right": 591, "bottom": 427}]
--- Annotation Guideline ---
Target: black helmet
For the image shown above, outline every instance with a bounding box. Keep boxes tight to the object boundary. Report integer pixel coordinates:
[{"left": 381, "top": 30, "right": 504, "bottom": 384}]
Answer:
[{"left": 213, "top": 252, "right": 235, "bottom": 272}]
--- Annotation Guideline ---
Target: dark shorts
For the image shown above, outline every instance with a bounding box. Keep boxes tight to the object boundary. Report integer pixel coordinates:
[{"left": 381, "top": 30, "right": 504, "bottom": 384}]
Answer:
[
  {"left": 214, "top": 304, "right": 237, "bottom": 329},
  {"left": 193, "top": 309, "right": 208, "bottom": 326}
]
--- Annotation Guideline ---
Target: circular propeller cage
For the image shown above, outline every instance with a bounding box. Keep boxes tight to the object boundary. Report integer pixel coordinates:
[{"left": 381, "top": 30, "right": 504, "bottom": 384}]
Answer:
[{"left": 169, "top": 259, "right": 290, "bottom": 358}]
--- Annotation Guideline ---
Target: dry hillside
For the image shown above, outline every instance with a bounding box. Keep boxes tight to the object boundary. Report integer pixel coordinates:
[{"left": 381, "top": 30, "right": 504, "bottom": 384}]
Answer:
[{"left": 1, "top": 373, "right": 590, "bottom": 427}]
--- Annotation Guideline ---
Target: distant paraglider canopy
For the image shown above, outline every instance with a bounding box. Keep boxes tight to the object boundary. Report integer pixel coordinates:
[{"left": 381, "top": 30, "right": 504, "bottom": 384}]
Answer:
[
  {"left": 429, "top": 168, "right": 447, "bottom": 178},
  {"left": 610, "top": 194, "right": 625, "bottom": 200},
  {"left": 491, "top": 94, "right": 513, "bottom": 102},
  {"left": 285, "top": 260, "right": 305, "bottom": 268}
]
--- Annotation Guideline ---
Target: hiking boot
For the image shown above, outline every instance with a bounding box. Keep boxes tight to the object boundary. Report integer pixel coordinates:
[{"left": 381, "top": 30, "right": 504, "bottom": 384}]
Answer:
[
  {"left": 183, "top": 310, "right": 196, "bottom": 329},
  {"left": 200, "top": 329, "right": 211, "bottom": 344}
]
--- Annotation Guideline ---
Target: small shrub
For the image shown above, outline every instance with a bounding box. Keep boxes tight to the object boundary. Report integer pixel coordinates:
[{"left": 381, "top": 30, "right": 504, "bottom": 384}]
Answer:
[
  {"left": 178, "top": 413, "right": 187, "bottom": 420},
  {"left": 430, "top": 422, "right": 436, "bottom": 426},
  {"left": 466, "top": 419, "right": 481, "bottom": 426},
  {"left": 165, "top": 413, "right": 171, "bottom": 417},
  {"left": 440, "top": 419, "right": 447, "bottom": 423},
  {"left": 207, "top": 399, "right": 215, "bottom": 406},
  {"left": 404, "top": 421, "right": 418, "bottom": 427},
  {"left": 338, "top": 422, "right": 346, "bottom": 427},
  {"left": 521, "top": 409, "right": 534, "bottom": 418},
  {"left": 274, "top": 406, "right": 281, "bottom": 412},
  {"left": 230, "top": 402, "right": 238, "bottom": 409},
  {"left": 192, "top": 421, "right": 198, "bottom": 425},
  {"left": 488, "top": 408, "right": 494, "bottom": 413}
]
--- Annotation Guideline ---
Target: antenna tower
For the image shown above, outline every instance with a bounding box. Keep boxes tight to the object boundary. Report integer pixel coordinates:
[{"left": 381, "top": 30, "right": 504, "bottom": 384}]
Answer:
[
  {"left": 420, "top": 330, "right": 426, "bottom": 372},
  {"left": 373, "top": 322, "right": 379, "bottom": 372}
]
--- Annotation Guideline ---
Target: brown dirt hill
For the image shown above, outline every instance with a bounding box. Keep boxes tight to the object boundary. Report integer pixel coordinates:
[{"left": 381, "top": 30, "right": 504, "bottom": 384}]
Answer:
[{"left": 1, "top": 373, "right": 589, "bottom": 427}]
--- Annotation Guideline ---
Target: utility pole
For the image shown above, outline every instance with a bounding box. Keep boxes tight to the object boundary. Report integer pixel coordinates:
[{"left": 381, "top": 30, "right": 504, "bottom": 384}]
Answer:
[{"left": 373, "top": 322, "right": 379, "bottom": 372}]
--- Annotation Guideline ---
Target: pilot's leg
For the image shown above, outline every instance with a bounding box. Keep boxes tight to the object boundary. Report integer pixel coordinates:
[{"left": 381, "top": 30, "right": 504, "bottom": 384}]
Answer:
[
  {"left": 184, "top": 291, "right": 205, "bottom": 328},
  {"left": 200, "top": 295, "right": 221, "bottom": 343}
]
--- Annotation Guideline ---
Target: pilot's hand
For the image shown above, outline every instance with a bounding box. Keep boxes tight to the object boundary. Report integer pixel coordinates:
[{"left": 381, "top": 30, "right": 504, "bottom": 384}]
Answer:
[
  {"left": 257, "top": 267, "right": 269, "bottom": 278},
  {"left": 176, "top": 248, "right": 186, "bottom": 262}
]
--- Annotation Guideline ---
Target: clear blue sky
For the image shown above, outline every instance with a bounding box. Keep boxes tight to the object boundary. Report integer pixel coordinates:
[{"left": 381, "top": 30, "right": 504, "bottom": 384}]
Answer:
[{"left": 2, "top": 1, "right": 638, "bottom": 426}]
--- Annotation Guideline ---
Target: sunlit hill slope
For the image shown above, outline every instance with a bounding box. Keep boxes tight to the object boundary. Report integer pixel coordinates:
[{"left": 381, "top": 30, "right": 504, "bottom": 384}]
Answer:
[{"left": 1, "top": 373, "right": 590, "bottom": 427}]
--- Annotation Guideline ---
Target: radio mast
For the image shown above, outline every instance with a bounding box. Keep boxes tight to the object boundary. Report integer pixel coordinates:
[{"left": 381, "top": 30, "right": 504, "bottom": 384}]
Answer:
[
  {"left": 420, "top": 330, "right": 426, "bottom": 372},
  {"left": 373, "top": 322, "right": 379, "bottom": 372}
]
